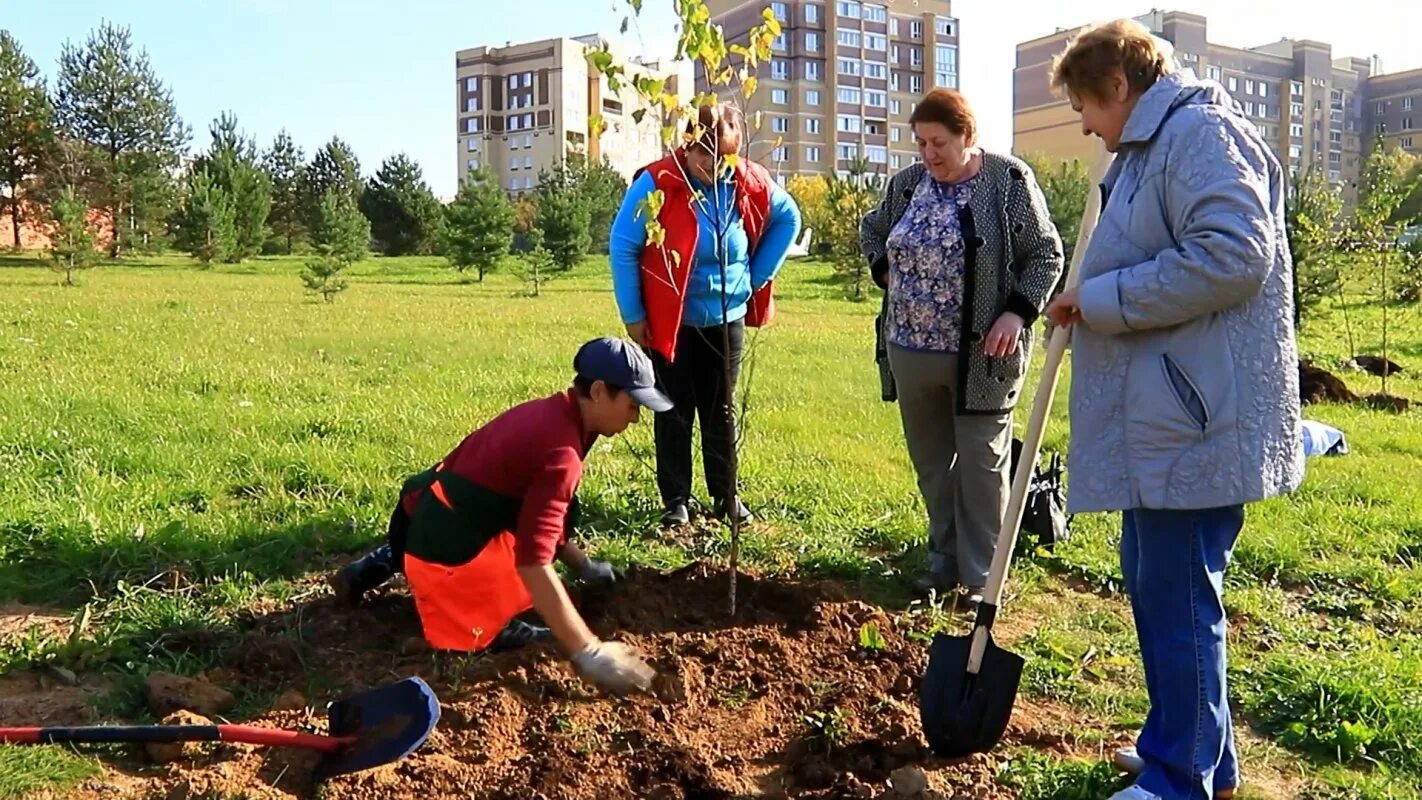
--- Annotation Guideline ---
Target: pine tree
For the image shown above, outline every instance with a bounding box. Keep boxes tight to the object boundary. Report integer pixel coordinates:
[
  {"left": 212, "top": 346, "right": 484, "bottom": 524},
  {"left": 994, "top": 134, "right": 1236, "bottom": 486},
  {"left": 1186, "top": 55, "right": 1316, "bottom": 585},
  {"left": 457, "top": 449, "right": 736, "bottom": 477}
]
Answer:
[
  {"left": 173, "top": 167, "right": 237, "bottom": 266},
  {"left": 442, "top": 168, "right": 514, "bottom": 281},
  {"left": 534, "top": 162, "right": 591, "bottom": 271},
  {"left": 48, "top": 185, "right": 98, "bottom": 285},
  {"left": 302, "top": 136, "right": 361, "bottom": 232},
  {"left": 0, "top": 31, "right": 55, "bottom": 249},
  {"left": 263, "top": 130, "right": 306, "bottom": 253},
  {"left": 302, "top": 190, "right": 368, "bottom": 302},
  {"left": 359, "top": 153, "right": 443, "bottom": 256},
  {"left": 54, "top": 22, "right": 188, "bottom": 257}
]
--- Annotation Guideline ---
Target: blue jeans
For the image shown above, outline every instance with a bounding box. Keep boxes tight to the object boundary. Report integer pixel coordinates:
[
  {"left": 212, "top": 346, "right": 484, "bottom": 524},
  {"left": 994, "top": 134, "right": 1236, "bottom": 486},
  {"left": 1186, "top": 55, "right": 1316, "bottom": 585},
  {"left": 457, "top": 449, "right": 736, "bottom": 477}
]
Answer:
[{"left": 1122, "top": 506, "right": 1243, "bottom": 800}]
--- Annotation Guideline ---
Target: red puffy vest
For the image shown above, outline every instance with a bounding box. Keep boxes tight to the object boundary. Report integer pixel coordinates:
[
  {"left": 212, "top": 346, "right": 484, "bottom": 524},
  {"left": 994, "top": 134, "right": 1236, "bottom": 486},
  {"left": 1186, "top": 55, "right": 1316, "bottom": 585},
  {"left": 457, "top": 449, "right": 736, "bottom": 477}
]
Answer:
[{"left": 636, "top": 150, "right": 776, "bottom": 362}]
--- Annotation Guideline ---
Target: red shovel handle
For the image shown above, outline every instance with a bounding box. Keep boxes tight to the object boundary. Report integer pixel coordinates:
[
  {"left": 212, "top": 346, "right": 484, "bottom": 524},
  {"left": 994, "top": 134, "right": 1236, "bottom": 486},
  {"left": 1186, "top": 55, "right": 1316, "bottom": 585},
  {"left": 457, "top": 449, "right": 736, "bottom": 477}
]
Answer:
[{"left": 0, "top": 724, "right": 355, "bottom": 754}]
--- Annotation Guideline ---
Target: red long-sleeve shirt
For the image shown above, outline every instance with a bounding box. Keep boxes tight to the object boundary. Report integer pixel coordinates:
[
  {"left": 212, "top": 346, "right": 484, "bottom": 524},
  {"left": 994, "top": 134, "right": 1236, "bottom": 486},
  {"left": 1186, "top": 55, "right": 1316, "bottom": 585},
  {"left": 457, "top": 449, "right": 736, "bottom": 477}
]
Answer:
[{"left": 423, "top": 390, "right": 592, "bottom": 566}]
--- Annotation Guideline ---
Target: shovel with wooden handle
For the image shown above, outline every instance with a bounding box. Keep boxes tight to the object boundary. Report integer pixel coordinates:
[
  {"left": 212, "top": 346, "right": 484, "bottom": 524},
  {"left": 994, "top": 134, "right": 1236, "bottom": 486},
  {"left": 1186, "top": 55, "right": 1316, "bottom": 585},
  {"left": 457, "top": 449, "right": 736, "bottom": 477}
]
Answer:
[
  {"left": 920, "top": 145, "right": 1115, "bottom": 759},
  {"left": 0, "top": 676, "right": 440, "bottom": 781}
]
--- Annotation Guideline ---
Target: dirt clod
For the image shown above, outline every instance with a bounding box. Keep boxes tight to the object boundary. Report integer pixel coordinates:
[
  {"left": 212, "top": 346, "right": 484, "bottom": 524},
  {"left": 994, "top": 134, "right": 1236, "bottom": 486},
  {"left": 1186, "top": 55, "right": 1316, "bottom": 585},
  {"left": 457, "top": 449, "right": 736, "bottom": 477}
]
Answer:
[{"left": 145, "top": 671, "right": 236, "bottom": 718}]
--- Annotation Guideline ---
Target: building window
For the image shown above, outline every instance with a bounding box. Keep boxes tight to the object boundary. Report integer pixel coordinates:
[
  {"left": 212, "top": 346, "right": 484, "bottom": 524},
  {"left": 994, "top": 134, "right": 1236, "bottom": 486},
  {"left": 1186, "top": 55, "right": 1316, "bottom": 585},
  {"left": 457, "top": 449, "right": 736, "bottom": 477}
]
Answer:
[
  {"left": 909, "top": 20, "right": 922, "bottom": 39},
  {"left": 889, "top": 17, "right": 898, "bottom": 36},
  {"left": 524, "top": 134, "right": 533, "bottom": 148},
  {"left": 806, "top": 3, "right": 821, "bottom": 23},
  {"left": 864, "top": 33, "right": 887, "bottom": 50},
  {"left": 837, "top": 58, "right": 861, "bottom": 76},
  {"left": 1245, "top": 101, "right": 1255, "bottom": 117},
  {"left": 524, "top": 113, "right": 533, "bottom": 128},
  {"left": 890, "top": 44, "right": 900, "bottom": 63},
  {"left": 837, "top": 114, "right": 862, "bottom": 132},
  {"left": 1289, "top": 144, "right": 1302, "bottom": 159},
  {"left": 1405, "top": 97, "right": 1415, "bottom": 111},
  {"left": 1259, "top": 83, "right": 1268, "bottom": 98},
  {"left": 1227, "top": 76, "right": 1238, "bottom": 92},
  {"left": 1291, "top": 102, "right": 1304, "bottom": 117},
  {"left": 466, "top": 98, "right": 478, "bottom": 113},
  {"left": 522, "top": 72, "right": 532, "bottom": 88},
  {"left": 1246, "top": 79, "right": 1256, "bottom": 95},
  {"left": 1406, "top": 117, "right": 1415, "bottom": 130},
  {"left": 934, "top": 44, "right": 956, "bottom": 87},
  {"left": 772, "top": 117, "right": 789, "bottom": 133},
  {"left": 890, "top": 127, "right": 900, "bottom": 142},
  {"left": 806, "top": 146, "right": 821, "bottom": 162},
  {"left": 866, "top": 89, "right": 886, "bottom": 107},
  {"left": 890, "top": 72, "right": 899, "bottom": 91},
  {"left": 1404, "top": 137, "right": 1414, "bottom": 148},
  {"left": 805, "top": 62, "right": 822, "bottom": 81},
  {"left": 910, "top": 74, "right": 922, "bottom": 93},
  {"left": 467, "top": 139, "right": 479, "bottom": 152},
  {"left": 772, "top": 146, "right": 789, "bottom": 162},
  {"left": 1291, "top": 81, "right": 1303, "bottom": 98},
  {"left": 836, "top": 143, "right": 858, "bottom": 160},
  {"left": 891, "top": 153, "right": 901, "bottom": 169},
  {"left": 1205, "top": 65, "right": 1221, "bottom": 81},
  {"left": 771, "top": 1, "right": 788, "bottom": 21},
  {"left": 508, "top": 74, "right": 517, "bottom": 89},
  {"left": 863, "top": 4, "right": 886, "bottom": 22},
  {"left": 910, "top": 47, "right": 922, "bottom": 67},
  {"left": 773, "top": 33, "right": 788, "bottom": 52},
  {"left": 467, "top": 157, "right": 481, "bottom": 171},
  {"left": 772, "top": 88, "right": 789, "bottom": 104},
  {"left": 465, "top": 77, "right": 478, "bottom": 92},
  {"left": 466, "top": 118, "right": 481, "bottom": 133},
  {"left": 890, "top": 99, "right": 901, "bottom": 115},
  {"left": 836, "top": 0, "right": 860, "bottom": 19},
  {"left": 1312, "top": 77, "right": 1325, "bottom": 86},
  {"left": 1377, "top": 101, "right": 1388, "bottom": 113},
  {"left": 806, "top": 32, "right": 821, "bottom": 51},
  {"left": 806, "top": 118, "right": 821, "bottom": 133},
  {"left": 772, "top": 59, "right": 790, "bottom": 80},
  {"left": 935, "top": 18, "right": 954, "bottom": 36},
  {"left": 837, "top": 29, "right": 861, "bottom": 48},
  {"left": 865, "top": 145, "right": 888, "bottom": 163},
  {"left": 864, "top": 62, "right": 887, "bottom": 79},
  {"left": 837, "top": 86, "right": 862, "bottom": 104},
  {"left": 806, "top": 89, "right": 821, "bottom": 105},
  {"left": 509, "top": 115, "right": 520, "bottom": 131},
  {"left": 524, "top": 155, "right": 533, "bottom": 169}
]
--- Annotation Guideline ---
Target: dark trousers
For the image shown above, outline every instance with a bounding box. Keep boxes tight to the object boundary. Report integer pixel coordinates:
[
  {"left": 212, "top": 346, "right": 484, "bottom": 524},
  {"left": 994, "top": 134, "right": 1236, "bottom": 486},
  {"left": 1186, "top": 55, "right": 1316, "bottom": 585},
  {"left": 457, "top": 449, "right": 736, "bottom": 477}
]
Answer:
[
  {"left": 386, "top": 503, "right": 410, "bottom": 571},
  {"left": 651, "top": 321, "right": 745, "bottom": 506}
]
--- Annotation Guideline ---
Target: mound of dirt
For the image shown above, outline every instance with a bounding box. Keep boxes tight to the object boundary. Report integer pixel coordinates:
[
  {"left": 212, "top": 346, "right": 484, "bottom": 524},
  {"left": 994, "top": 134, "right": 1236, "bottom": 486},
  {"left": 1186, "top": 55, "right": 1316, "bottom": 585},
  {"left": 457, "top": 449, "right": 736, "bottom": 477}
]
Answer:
[
  {"left": 55, "top": 565, "right": 1094, "bottom": 799},
  {"left": 1300, "top": 360, "right": 1358, "bottom": 404}
]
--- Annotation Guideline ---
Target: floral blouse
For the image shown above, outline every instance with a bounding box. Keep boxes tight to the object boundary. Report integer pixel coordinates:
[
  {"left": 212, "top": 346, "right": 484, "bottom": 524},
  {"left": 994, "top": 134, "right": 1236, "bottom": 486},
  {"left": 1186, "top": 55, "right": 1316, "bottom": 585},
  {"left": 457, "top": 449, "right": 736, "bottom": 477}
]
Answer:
[{"left": 884, "top": 171, "right": 977, "bottom": 352}]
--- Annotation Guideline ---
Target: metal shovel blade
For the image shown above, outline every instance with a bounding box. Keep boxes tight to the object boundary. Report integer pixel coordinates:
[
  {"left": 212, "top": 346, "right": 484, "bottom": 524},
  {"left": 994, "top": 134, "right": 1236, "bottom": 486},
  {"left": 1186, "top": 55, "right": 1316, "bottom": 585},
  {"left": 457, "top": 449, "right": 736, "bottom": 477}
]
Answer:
[
  {"left": 314, "top": 676, "right": 441, "bottom": 780},
  {"left": 919, "top": 630, "right": 1024, "bottom": 759}
]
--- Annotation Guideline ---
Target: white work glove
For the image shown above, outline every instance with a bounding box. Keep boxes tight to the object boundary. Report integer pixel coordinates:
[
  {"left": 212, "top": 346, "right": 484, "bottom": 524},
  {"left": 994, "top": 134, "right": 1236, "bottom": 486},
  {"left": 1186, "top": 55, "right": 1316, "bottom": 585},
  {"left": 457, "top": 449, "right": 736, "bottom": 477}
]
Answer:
[
  {"left": 580, "top": 560, "right": 622, "bottom": 584},
  {"left": 570, "top": 640, "right": 655, "bottom": 695}
]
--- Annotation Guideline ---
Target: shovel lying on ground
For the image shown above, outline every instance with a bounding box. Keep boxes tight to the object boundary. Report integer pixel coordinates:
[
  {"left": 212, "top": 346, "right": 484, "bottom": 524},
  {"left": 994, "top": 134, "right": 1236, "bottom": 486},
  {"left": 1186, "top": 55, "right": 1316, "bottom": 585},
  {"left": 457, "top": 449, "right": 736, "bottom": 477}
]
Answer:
[
  {"left": 0, "top": 676, "right": 439, "bottom": 781},
  {"left": 920, "top": 145, "right": 1114, "bottom": 759}
]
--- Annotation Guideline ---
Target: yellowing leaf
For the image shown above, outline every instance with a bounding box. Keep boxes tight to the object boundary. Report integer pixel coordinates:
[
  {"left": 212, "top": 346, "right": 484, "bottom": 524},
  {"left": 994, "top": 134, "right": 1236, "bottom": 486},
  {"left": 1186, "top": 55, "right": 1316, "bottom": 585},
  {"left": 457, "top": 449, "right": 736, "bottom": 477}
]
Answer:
[
  {"left": 742, "top": 75, "right": 758, "bottom": 99},
  {"left": 588, "top": 114, "right": 607, "bottom": 138}
]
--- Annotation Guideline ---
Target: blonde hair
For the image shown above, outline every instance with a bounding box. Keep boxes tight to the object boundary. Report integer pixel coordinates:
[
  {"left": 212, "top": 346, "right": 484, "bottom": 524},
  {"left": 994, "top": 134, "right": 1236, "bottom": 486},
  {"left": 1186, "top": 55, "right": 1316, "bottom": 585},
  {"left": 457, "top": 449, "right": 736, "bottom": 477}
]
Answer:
[{"left": 1050, "top": 19, "right": 1175, "bottom": 101}]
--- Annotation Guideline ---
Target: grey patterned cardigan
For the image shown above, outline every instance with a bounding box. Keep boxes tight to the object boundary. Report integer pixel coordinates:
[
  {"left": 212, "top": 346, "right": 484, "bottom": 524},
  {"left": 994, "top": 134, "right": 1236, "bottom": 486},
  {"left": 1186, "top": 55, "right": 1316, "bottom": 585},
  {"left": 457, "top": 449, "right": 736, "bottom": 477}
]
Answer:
[{"left": 859, "top": 153, "right": 1065, "bottom": 414}]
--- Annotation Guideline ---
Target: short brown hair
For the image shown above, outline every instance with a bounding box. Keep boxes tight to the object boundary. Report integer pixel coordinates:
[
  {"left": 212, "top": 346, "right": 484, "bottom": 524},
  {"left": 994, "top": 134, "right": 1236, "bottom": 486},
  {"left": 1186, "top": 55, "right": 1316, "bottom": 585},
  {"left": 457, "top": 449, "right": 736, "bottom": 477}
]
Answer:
[
  {"left": 685, "top": 101, "right": 744, "bottom": 155},
  {"left": 1050, "top": 19, "right": 1174, "bottom": 102},
  {"left": 907, "top": 88, "right": 977, "bottom": 142}
]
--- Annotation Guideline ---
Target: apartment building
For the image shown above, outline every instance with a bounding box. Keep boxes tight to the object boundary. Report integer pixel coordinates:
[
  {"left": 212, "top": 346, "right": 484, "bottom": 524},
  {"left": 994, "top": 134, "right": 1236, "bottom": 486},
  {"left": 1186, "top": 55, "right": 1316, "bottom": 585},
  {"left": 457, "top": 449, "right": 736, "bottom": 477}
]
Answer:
[
  {"left": 1013, "top": 10, "right": 1422, "bottom": 205},
  {"left": 700, "top": 0, "right": 959, "bottom": 180},
  {"left": 454, "top": 35, "right": 690, "bottom": 194}
]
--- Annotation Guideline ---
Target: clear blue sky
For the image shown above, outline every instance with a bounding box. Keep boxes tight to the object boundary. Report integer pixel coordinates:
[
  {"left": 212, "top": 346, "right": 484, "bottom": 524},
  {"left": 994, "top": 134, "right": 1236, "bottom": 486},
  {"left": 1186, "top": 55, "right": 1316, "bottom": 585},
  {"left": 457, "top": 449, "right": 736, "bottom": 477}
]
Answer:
[{"left": 8, "top": 1, "right": 1415, "bottom": 198}]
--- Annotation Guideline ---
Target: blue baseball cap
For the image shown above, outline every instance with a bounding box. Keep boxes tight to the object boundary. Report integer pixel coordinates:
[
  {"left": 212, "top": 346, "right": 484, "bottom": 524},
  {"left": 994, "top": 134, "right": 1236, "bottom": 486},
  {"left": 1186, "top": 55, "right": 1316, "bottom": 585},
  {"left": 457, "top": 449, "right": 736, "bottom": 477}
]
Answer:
[{"left": 574, "top": 337, "right": 674, "bottom": 413}]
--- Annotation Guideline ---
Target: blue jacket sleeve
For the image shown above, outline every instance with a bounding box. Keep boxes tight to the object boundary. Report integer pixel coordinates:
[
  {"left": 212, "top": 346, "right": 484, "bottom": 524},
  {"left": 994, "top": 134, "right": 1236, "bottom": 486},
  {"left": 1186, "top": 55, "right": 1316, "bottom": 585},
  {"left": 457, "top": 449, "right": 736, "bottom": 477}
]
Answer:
[
  {"left": 748, "top": 183, "right": 802, "bottom": 290},
  {"left": 609, "top": 171, "right": 657, "bottom": 325}
]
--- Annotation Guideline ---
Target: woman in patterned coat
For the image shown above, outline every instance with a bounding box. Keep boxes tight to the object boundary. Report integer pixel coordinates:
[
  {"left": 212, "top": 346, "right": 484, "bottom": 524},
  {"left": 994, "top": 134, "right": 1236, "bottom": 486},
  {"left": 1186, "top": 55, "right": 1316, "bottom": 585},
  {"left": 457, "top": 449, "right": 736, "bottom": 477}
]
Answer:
[{"left": 860, "top": 88, "right": 1064, "bottom": 597}]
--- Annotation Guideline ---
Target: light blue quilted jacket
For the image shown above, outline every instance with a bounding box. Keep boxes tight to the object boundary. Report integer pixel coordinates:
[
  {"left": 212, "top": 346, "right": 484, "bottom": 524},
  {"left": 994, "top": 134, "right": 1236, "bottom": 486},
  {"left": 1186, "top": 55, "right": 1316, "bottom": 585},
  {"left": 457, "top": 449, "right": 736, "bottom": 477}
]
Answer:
[{"left": 1069, "top": 69, "right": 1304, "bottom": 513}]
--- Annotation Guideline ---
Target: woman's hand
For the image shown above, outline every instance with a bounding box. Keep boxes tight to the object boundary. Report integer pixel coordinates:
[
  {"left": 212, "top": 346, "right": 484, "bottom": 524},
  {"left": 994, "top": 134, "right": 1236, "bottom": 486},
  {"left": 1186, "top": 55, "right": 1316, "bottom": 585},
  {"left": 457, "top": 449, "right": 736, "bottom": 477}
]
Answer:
[
  {"left": 983, "top": 312, "right": 1025, "bottom": 358},
  {"left": 1044, "top": 288, "right": 1083, "bottom": 328},
  {"left": 625, "top": 321, "right": 649, "bottom": 347}
]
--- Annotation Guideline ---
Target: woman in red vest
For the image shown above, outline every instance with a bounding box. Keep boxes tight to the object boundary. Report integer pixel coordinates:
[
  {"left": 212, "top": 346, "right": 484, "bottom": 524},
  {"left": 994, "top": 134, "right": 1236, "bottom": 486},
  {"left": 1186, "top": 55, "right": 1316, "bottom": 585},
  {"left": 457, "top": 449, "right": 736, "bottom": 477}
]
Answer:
[{"left": 609, "top": 102, "right": 802, "bottom": 528}]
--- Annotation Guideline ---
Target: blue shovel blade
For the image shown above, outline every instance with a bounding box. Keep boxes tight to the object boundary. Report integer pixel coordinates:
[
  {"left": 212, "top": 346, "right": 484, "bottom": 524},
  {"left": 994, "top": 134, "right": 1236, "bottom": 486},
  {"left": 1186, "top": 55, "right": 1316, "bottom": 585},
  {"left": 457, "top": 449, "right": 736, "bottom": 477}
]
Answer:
[{"left": 314, "top": 676, "right": 441, "bottom": 780}]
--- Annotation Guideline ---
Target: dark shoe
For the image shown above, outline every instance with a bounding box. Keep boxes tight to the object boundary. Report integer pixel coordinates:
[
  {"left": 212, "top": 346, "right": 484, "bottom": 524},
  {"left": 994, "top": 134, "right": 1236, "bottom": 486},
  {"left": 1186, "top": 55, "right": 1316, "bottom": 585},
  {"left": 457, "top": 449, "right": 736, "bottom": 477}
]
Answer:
[
  {"left": 488, "top": 619, "right": 552, "bottom": 652},
  {"left": 713, "top": 496, "right": 754, "bottom": 526},
  {"left": 913, "top": 570, "right": 958, "bottom": 595},
  {"left": 660, "top": 501, "right": 690, "bottom": 528},
  {"left": 329, "top": 545, "right": 396, "bottom": 606}
]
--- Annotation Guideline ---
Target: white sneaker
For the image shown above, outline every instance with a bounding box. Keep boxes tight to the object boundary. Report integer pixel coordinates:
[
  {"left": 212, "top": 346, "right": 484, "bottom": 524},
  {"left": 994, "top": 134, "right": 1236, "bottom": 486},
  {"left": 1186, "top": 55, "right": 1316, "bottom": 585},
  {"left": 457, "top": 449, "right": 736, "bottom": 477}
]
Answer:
[
  {"left": 1112, "top": 745, "right": 1145, "bottom": 775},
  {"left": 1108, "top": 787, "right": 1162, "bottom": 800}
]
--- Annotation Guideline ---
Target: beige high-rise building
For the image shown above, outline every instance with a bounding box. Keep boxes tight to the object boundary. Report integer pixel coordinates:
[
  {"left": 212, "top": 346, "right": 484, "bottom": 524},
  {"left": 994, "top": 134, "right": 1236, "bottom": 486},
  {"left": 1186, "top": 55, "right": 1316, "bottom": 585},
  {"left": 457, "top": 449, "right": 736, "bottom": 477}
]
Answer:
[
  {"left": 1013, "top": 10, "right": 1421, "bottom": 205},
  {"left": 455, "top": 35, "right": 690, "bottom": 195},
  {"left": 700, "top": 0, "right": 959, "bottom": 181}
]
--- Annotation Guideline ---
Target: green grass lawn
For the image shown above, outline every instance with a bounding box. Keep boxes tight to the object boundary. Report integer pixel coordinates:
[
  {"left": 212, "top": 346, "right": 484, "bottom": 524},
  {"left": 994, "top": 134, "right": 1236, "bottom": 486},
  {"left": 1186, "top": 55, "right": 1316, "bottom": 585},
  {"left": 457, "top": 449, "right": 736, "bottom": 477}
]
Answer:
[{"left": 0, "top": 250, "right": 1419, "bottom": 798}]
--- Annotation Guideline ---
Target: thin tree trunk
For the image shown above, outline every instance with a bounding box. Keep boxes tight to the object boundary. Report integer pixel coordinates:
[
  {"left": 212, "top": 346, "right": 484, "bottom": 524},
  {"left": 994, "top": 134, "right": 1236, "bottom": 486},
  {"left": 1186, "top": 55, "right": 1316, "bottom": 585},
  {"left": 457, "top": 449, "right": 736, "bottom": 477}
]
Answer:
[
  {"left": 1381, "top": 249, "right": 1390, "bottom": 397},
  {"left": 9, "top": 199, "right": 20, "bottom": 249}
]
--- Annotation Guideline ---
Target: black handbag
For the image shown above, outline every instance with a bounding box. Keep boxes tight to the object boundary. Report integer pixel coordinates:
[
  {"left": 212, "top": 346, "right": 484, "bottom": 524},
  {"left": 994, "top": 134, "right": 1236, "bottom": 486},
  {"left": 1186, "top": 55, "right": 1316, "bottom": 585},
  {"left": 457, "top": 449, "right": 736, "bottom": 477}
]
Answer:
[{"left": 1009, "top": 437, "right": 1071, "bottom": 551}]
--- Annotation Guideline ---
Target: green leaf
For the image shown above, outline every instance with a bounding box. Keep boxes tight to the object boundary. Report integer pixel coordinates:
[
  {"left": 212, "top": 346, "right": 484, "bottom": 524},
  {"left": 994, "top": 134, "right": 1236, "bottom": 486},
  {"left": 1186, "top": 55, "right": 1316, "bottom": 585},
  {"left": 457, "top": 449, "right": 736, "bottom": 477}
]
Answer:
[
  {"left": 858, "top": 622, "right": 886, "bottom": 651},
  {"left": 587, "top": 49, "right": 614, "bottom": 74},
  {"left": 632, "top": 108, "right": 647, "bottom": 124}
]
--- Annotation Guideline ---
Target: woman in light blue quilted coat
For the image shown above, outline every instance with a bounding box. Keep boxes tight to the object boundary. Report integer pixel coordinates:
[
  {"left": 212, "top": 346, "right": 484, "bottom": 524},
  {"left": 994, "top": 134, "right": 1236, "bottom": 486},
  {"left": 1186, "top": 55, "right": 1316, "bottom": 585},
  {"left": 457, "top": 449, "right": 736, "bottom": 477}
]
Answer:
[{"left": 1042, "top": 19, "right": 1303, "bottom": 800}]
